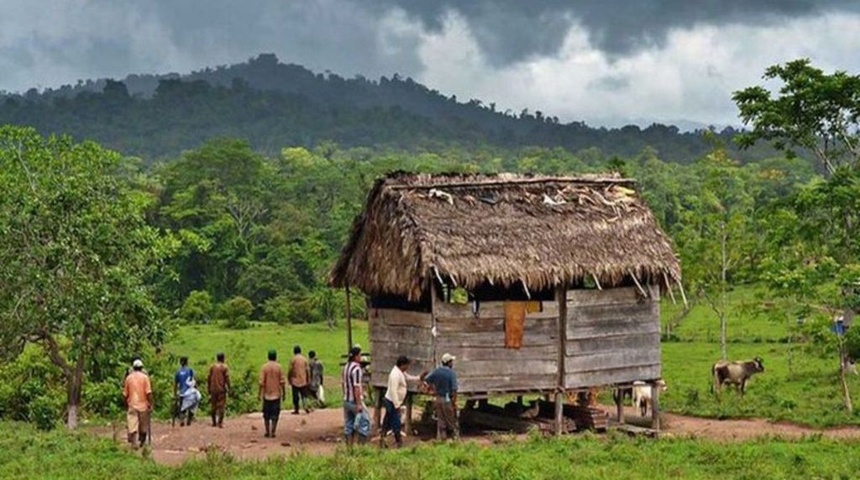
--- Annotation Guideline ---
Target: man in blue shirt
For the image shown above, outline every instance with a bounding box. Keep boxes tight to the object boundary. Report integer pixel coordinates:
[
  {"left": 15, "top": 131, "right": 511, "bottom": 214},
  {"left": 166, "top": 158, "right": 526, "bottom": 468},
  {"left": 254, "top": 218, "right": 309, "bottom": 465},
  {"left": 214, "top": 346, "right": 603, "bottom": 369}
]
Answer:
[
  {"left": 174, "top": 356, "right": 196, "bottom": 426},
  {"left": 423, "top": 352, "right": 459, "bottom": 440}
]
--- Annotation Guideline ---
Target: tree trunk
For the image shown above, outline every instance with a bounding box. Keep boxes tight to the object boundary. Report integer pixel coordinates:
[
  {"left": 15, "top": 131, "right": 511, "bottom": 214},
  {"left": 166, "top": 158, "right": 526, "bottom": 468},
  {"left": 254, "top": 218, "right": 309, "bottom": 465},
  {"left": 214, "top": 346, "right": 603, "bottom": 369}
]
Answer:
[
  {"left": 66, "top": 351, "right": 86, "bottom": 429},
  {"left": 841, "top": 354, "right": 853, "bottom": 414}
]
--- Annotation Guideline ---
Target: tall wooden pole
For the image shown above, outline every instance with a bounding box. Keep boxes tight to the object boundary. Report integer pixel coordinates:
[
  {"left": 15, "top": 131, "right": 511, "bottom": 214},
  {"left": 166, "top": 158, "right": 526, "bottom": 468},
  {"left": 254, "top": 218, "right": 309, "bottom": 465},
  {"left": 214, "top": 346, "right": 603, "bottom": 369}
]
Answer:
[
  {"left": 345, "top": 285, "right": 353, "bottom": 352},
  {"left": 555, "top": 286, "right": 568, "bottom": 435}
]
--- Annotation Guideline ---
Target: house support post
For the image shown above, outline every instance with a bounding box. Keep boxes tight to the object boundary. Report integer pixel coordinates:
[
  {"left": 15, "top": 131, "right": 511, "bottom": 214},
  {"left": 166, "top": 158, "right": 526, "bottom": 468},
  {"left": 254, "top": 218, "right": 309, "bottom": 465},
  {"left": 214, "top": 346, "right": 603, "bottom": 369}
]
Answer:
[
  {"left": 345, "top": 286, "right": 353, "bottom": 352},
  {"left": 555, "top": 286, "right": 567, "bottom": 435},
  {"left": 651, "top": 382, "right": 661, "bottom": 433}
]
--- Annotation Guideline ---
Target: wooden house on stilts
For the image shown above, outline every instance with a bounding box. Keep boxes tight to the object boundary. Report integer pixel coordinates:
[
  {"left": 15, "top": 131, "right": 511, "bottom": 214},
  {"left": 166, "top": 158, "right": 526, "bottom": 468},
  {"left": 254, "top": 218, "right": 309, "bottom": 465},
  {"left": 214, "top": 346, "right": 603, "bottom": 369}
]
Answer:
[{"left": 329, "top": 172, "right": 682, "bottom": 434}]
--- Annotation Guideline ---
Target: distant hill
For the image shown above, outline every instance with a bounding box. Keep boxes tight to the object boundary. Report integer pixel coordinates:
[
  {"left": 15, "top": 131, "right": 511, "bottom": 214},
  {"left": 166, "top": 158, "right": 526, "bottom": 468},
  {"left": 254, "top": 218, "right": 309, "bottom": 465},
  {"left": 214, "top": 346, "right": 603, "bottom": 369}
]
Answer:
[{"left": 0, "top": 53, "right": 774, "bottom": 162}]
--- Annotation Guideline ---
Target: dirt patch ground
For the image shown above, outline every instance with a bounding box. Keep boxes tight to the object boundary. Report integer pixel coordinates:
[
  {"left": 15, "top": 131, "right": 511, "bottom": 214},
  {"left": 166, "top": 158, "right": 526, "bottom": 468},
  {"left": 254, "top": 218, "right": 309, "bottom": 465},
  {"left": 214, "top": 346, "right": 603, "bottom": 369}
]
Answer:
[{"left": 99, "top": 405, "right": 860, "bottom": 466}]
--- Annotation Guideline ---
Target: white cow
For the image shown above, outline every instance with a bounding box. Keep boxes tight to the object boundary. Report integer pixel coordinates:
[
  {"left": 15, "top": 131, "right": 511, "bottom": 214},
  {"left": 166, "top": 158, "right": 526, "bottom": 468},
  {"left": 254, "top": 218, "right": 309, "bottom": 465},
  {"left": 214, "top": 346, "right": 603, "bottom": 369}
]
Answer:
[{"left": 632, "top": 380, "right": 667, "bottom": 417}]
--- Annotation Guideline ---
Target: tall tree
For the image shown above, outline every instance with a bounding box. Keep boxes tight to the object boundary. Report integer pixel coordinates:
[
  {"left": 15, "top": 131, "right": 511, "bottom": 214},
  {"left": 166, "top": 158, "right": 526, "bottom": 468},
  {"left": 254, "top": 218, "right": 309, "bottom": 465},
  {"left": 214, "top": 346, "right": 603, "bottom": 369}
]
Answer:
[
  {"left": 0, "top": 126, "right": 171, "bottom": 428},
  {"left": 675, "top": 148, "right": 754, "bottom": 359},
  {"left": 734, "top": 59, "right": 860, "bottom": 176}
]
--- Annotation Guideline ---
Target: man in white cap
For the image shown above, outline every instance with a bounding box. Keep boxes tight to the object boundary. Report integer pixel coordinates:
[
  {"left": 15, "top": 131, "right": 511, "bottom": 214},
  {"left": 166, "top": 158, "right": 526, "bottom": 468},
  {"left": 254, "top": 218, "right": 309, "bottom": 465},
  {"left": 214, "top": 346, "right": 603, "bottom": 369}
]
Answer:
[
  {"left": 123, "top": 359, "right": 153, "bottom": 448},
  {"left": 423, "top": 353, "right": 459, "bottom": 440}
]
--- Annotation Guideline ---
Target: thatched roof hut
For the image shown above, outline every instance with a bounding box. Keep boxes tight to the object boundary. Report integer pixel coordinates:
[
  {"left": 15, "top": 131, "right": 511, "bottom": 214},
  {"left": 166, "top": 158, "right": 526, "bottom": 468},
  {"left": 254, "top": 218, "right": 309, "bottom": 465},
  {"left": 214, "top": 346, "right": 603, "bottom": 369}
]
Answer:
[
  {"left": 330, "top": 172, "right": 681, "bottom": 434},
  {"left": 330, "top": 172, "right": 680, "bottom": 301}
]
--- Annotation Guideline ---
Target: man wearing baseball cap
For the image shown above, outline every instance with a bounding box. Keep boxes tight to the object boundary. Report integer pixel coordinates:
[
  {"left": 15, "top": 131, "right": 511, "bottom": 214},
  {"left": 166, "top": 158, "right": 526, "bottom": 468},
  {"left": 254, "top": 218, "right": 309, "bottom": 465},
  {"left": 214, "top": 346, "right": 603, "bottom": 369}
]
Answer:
[
  {"left": 123, "top": 358, "right": 153, "bottom": 448},
  {"left": 423, "top": 352, "right": 459, "bottom": 440}
]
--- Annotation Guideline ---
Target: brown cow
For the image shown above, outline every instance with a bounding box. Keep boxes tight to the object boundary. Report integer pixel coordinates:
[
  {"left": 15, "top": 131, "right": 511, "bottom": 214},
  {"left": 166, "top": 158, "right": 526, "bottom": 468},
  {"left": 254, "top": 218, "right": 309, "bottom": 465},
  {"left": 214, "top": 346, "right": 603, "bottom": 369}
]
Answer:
[{"left": 712, "top": 357, "right": 764, "bottom": 394}]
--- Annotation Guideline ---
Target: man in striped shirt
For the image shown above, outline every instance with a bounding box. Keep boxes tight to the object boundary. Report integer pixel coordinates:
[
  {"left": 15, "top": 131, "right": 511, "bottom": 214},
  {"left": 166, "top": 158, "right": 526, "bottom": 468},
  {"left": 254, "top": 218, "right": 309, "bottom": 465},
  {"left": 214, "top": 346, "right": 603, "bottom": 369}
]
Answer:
[{"left": 342, "top": 346, "right": 365, "bottom": 445}]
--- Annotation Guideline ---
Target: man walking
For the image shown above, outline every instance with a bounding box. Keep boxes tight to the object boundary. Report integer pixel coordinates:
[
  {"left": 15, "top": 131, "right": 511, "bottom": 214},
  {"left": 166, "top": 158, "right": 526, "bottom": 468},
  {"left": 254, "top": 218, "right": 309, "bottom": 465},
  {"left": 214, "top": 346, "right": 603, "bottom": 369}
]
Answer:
[
  {"left": 381, "top": 355, "right": 421, "bottom": 448},
  {"left": 123, "top": 359, "right": 153, "bottom": 448},
  {"left": 288, "top": 345, "right": 310, "bottom": 414},
  {"left": 174, "top": 356, "right": 196, "bottom": 426},
  {"left": 207, "top": 352, "right": 230, "bottom": 428},
  {"left": 342, "top": 345, "right": 366, "bottom": 445},
  {"left": 308, "top": 350, "right": 325, "bottom": 406},
  {"left": 423, "top": 353, "right": 459, "bottom": 440},
  {"left": 258, "top": 350, "right": 286, "bottom": 438}
]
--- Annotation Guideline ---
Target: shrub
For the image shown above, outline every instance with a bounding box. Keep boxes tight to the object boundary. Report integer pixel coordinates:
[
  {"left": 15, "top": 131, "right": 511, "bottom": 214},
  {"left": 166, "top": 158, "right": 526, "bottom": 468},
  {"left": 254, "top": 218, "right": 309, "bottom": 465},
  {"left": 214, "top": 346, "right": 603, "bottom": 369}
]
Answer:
[
  {"left": 221, "top": 296, "right": 253, "bottom": 329},
  {"left": 179, "top": 290, "right": 214, "bottom": 324},
  {"left": 263, "top": 295, "right": 323, "bottom": 324},
  {"left": 0, "top": 344, "right": 65, "bottom": 429}
]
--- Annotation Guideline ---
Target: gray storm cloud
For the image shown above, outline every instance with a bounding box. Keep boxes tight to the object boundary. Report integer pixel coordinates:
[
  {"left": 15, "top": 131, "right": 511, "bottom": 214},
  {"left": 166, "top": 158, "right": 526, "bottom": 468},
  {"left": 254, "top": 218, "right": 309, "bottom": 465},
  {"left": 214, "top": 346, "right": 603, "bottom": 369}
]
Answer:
[{"left": 377, "top": 0, "right": 860, "bottom": 64}]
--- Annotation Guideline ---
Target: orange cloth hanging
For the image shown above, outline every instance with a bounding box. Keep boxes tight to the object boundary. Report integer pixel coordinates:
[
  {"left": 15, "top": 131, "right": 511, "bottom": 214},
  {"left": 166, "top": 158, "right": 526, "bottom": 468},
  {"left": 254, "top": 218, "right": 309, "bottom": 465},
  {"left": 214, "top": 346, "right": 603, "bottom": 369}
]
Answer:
[{"left": 504, "top": 301, "right": 526, "bottom": 349}]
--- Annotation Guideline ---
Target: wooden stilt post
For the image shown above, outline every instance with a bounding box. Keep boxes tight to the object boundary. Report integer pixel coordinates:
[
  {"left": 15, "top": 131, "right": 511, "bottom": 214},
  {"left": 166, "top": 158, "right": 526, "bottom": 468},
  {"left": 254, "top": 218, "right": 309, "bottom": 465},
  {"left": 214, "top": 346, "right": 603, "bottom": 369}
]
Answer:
[
  {"left": 555, "top": 286, "right": 568, "bottom": 435},
  {"left": 614, "top": 388, "right": 624, "bottom": 423},
  {"left": 345, "top": 286, "right": 353, "bottom": 352},
  {"left": 374, "top": 386, "right": 384, "bottom": 436},
  {"left": 651, "top": 383, "right": 661, "bottom": 433},
  {"left": 405, "top": 393, "right": 413, "bottom": 436}
]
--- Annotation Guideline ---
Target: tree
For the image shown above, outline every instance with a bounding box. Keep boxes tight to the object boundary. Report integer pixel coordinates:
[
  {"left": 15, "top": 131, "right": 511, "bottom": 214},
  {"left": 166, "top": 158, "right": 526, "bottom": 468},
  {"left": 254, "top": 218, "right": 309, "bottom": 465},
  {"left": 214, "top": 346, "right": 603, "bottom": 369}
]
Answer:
[
  {"left": 734, "top": 59, "right": 860, "bottom": 176},
  {"left": 0, "top": 126, "right": 171, "bottom": 428},
  {"left": 675, "top": 148, "right": 754, "bottom": 360}
]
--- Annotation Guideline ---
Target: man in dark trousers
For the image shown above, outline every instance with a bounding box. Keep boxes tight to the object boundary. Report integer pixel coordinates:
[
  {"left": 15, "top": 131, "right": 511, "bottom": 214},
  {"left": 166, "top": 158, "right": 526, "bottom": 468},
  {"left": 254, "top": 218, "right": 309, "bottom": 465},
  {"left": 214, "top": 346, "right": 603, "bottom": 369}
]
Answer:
[
  {"left": 381, "top": 355, "right": 421, "bottom": 448},
  {"left": 173, "top": 356, "right": 196, "bottom": 426},
  {"left": 207, "top": 352, "right": 230, "bottom": 428},
  {"left": 423, "top": 353, "right": 459, "bottom": 440},
  {"left": 288, "top": 345, "right": 310, "bottom": 414},
  {"left": 258, "top": 349, "right": 286, "bottom": 438}
]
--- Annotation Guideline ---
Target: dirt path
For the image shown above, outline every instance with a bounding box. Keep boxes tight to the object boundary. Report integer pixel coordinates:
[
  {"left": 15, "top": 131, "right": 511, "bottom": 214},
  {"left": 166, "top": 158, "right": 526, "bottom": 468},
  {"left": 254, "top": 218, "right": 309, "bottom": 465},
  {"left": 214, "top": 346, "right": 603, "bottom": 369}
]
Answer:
[{"left": 98, "top": 406, "right": 860, "bottom": 466}]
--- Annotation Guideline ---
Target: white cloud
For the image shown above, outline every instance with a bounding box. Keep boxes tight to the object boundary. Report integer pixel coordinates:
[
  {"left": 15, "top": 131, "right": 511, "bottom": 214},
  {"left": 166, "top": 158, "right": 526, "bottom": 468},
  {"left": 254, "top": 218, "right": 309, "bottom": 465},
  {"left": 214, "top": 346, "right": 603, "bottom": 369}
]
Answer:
[{"left": 414, "top": 11, "right": 860, "bottom": 128}]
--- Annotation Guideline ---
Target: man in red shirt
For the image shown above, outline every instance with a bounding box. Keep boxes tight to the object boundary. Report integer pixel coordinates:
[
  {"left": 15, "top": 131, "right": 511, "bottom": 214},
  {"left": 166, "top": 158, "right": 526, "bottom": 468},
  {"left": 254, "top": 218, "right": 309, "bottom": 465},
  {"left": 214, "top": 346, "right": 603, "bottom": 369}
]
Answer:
[{"left": 123, "top": 359, "right": 153, "bottom": 448}]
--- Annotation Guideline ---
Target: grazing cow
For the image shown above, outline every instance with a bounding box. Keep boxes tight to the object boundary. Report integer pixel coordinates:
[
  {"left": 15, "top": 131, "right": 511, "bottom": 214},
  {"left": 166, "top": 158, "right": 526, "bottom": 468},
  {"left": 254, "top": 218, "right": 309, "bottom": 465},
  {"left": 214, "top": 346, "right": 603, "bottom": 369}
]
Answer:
[
  {"left": 631, "top": 380, "right": 667, "bottom": 417},
  {"left": 712, "top": 357, "right": 764, "bottom": 394}
]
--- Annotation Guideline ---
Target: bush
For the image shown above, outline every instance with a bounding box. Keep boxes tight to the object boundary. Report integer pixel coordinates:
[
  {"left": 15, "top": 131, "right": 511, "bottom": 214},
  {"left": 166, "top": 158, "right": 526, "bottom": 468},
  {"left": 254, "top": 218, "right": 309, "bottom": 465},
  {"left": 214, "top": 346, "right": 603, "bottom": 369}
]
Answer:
[
  {"left": 0, "top": 344, "right": 65, "bottom": 430},
  {"left": 179, "top": 290, "right": 214, "bottom": 324},
  {"left": 263, "top": 295, "right": 323, "bottom": 324},
  {"left": 221, "top": 296, "right": 253, "bottom": 329}
]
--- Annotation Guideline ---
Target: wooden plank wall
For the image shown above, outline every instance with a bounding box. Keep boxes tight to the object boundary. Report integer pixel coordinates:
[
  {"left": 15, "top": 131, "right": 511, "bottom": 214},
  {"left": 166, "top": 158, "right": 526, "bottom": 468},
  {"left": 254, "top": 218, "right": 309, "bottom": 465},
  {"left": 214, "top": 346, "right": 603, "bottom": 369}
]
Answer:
[
  {"left": 433, "top": 300, "right": 559, "bottom": 393},
  {"left": 564, "top": 286, "right": 661, "bottom": 389},
  {"left": 368, "top": 309, "right": 434, "bottom": 387}
]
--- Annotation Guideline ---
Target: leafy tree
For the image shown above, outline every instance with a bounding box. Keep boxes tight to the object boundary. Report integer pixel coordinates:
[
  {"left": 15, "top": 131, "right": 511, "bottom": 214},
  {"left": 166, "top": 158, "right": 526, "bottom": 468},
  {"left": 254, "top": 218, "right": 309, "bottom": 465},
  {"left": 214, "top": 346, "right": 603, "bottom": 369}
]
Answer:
[
  {"left": 734, "top": 59, "right": 860, "bottom": 176},
  {"left": 675, "top": 148, "right": 754, "bottom": 359},
  {"left": 0, "top": 126, "right": 171, "bottom": 428},
  {"left": 221, "top": 296, "right": 253, "bottom": 329}
]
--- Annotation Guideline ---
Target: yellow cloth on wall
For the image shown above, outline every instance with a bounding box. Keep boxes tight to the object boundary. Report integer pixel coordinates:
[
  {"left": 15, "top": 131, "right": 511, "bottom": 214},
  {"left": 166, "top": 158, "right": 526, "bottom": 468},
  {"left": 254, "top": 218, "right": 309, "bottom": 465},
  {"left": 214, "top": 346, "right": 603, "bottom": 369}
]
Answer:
[
  {"left": 504, "top": 301, "right": 526, "bottom": 349},
  {"left": 525, "top": 301, "right": 541, "bottom": 314}
]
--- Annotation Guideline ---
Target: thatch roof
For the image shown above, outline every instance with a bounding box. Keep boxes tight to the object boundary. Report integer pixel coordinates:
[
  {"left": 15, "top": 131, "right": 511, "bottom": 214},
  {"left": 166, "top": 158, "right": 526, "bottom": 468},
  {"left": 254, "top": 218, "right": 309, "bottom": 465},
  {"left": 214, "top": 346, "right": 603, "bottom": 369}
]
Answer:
[{"left": 330, "top": 172, "right": 681, "bottom": 301}]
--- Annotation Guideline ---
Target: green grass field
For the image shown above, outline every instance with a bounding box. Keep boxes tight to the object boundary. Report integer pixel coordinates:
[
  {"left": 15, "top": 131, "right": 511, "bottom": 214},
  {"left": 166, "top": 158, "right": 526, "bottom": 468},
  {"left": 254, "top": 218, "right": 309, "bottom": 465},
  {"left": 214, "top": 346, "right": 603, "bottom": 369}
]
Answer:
[
  {"left": 3, "top": 421, "right": 860, "bottom": 480},
  {"left": 165, "top": 321, "right": 369, "bottom": 405}
]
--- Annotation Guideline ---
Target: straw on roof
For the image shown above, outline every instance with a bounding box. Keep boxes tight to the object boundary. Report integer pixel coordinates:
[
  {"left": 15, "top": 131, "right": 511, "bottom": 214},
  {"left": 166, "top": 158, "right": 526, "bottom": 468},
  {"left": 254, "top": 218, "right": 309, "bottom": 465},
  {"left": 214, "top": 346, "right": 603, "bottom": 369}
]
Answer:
[{"left": 330, "top": 172, "right": 681, "bottom": 301}]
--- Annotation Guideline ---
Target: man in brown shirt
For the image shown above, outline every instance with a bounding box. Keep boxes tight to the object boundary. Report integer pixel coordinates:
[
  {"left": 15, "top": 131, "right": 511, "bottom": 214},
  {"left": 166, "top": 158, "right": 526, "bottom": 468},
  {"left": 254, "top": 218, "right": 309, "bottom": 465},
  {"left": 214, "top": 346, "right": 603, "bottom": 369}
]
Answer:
[
  {"left": 288, "top": 345, "right": 310, "bottom": 414},
  {"left": 258, "top": 349, "right": 286, "bottom": 438},
  {"left": 207, "top": 352, "right": 230, "bottom": 428}
]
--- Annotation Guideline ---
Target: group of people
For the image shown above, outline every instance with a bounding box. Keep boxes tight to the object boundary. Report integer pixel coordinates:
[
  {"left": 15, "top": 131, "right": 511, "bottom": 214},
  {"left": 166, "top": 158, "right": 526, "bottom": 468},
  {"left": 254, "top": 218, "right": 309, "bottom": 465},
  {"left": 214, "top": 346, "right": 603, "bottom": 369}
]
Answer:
[
  {"left": 122, "top": 343, "right": 458, "bottom": 449},
  {"left": 121, "top": 353, "right": 232, "bottom": 448},
  {"left": 257, "top": 346, "right": 326, "bottom": 438},
  {"left": 341, "top": 346, "right": 460, "bottom": 449},
  {"left": 121, "top": 346, "right": 325, "bottom": 447}
]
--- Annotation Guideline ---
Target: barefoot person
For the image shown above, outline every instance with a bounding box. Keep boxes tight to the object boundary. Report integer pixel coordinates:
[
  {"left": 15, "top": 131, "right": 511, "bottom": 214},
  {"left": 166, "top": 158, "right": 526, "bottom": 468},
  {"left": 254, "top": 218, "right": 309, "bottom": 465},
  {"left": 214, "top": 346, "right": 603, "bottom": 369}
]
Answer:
[
  {"left": 259, "top": 349, "right": 286, "bottom": 438},
  {"left": 288, "top": 345, "right": 310, "bottom": 414},
  {"left": 380, "top": 355, "right": 421, "bottom": 448},
  {"left": 207, "top": 352, "right": 230, "bottom": 428},
  {"left": 123, "top": 359, "right": 153, "bottom": 448}
]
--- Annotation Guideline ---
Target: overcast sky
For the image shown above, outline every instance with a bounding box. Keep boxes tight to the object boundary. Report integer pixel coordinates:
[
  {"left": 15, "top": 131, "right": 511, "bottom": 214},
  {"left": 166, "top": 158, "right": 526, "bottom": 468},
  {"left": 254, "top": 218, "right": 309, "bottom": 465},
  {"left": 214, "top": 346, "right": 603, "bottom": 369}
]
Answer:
[{"left": 3, "top": 0, "right": 860, "bottom": 128}]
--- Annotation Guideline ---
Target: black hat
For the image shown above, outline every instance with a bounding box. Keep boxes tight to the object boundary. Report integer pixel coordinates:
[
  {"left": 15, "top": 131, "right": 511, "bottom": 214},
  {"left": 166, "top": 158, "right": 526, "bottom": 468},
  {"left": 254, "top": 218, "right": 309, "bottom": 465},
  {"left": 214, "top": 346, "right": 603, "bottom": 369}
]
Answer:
[{"left": 349, "top": 346, "right": 362, "bottom": 357}]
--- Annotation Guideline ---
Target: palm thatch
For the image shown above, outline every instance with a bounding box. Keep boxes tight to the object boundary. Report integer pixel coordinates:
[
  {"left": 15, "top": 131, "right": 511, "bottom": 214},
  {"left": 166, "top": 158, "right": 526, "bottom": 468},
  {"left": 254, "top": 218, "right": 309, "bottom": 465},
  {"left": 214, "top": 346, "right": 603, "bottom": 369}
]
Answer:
[{"left": 330, "top": 172, "right": 680, "bottom": 301}]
